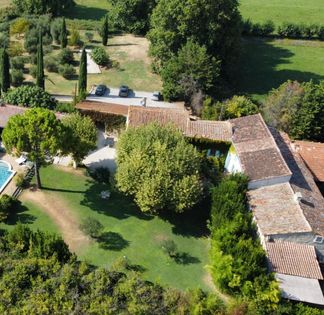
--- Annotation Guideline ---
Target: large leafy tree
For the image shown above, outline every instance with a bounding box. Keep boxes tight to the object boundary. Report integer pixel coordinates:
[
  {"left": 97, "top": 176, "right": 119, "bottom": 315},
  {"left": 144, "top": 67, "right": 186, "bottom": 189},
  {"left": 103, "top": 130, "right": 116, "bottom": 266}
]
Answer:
[
  {"left": 116, "top": 124, "right": 203, "bottom": 213},
  {"left": 148, "top": 0, "right": 241, "bottom": 81},
  {"left": 36, "top": 31, "right": 45, "bottom": 89},
  {"left": 2, "top": 108, "right": 64, "bottom": 188},
  {"left": 62, "top": 113, "right": 97, "bottom": 167},
  {"left": 110, "top": 0, "right": 157, "bottom": 35},
  {"left": 161, "top": 40, "right": 220, "bottom": 101},
  {"left": 0, "top": 48, "right": 10, "bottom": 94}
]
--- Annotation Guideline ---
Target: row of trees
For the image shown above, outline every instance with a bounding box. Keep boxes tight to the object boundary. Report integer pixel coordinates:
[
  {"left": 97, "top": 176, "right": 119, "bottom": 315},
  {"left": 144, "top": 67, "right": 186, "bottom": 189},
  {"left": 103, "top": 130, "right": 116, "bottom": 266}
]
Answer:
[{"left": 2, "top": 109, "right": 97, "bottom": 188}]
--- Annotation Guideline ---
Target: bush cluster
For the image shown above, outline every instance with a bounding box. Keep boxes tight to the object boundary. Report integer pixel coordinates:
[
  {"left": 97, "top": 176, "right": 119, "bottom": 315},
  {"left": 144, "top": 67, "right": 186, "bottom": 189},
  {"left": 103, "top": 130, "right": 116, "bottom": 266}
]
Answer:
[
  {"left": 209, "top": 174, "right": 280, "bottom": 313},
  {"left": 242, "top": 19, "right": 324, "bottom": 40},
  {"left": 3, "top": 85, "right": 57, "bottom": 109},
  {"left": 91, "top": 46, "right": 110, "bottom": 67},
  {"left": 0, "top": 195, "right": 17, "bottom": 222}
]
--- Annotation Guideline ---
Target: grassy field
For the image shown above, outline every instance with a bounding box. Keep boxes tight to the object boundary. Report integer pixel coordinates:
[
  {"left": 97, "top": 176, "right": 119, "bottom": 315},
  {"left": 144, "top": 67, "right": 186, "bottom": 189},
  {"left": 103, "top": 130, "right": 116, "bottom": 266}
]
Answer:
[
  {"left": 240, "top": 0, "right": 324, "bottom": 25},
  {"left": 68, "top": 0, "right": 111, "bottom": 20},
  {"left": 238, "top": 38, "right": 324, "bottom": 100},
  {"left": 7, "top": 166, "right": 211, "bottom": 291},
  {"left": 36, "top": 33, "right": 162, "bottom": 94}
]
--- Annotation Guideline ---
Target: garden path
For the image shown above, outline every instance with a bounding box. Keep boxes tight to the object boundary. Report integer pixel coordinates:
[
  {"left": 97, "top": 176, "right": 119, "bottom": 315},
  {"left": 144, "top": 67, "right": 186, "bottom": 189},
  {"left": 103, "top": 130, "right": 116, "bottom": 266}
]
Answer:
[{"left": 20, "top": 188, "right": 91, "bottom": 252}]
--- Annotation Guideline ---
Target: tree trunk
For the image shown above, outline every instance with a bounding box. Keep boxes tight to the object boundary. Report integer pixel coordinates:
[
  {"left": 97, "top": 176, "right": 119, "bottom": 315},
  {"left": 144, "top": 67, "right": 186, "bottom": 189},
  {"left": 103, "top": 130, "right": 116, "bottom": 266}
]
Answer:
[
  {"left": 73, "top": 160, "right": 77, "bottom": 169},
  {"left": 34, "top": 160, "right": 42, "bottom": 189}
]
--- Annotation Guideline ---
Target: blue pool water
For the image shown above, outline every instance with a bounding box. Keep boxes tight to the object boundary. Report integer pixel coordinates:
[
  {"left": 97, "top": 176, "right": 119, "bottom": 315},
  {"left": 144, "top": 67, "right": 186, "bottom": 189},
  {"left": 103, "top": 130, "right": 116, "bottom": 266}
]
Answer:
[{"left": 0, "top": 161, "right": 13, "bottom": 191}]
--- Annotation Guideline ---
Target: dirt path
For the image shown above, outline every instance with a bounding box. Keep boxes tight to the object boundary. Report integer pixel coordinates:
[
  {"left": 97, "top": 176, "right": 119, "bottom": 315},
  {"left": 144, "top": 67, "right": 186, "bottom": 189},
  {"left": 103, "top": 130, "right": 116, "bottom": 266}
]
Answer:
[{"left": 21, "top": 188, "right": 91, "bottom": 253}]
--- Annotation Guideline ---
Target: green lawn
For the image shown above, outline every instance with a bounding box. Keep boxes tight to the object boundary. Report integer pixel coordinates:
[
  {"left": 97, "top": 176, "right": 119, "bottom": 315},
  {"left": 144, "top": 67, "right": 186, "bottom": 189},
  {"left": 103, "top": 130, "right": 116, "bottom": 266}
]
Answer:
[
  {"left": 67, "top": 0, "right": 111, "bottom": 20},
  {"left": 238, "top": 37, "right": 324, "bottom": 100},
  {"left": 0, "top": 200, "right": 58, "bottom": 234},
  {"left": 240, "top": 0, "right": 324, "bottom": 25},
  {"left": 16, "top": 166, "right": 211, "bottom": 291}
]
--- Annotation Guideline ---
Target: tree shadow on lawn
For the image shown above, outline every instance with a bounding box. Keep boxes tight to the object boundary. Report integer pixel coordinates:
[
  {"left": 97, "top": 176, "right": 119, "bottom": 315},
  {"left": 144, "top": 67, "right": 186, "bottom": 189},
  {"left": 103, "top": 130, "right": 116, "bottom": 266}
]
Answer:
[
  {"left": 238, "top": 37, "right": 324, "bottom": 96},
  {"left": 6, "top": 201, "right": 36, "bottom": 226},
  {"left": 159, "top": 198, "right": 211, "bottom": 238},
  {"left": 97, "top": 231, "right": 129, "bottom": 251},
  {"left": 81, "top": 181, "right": 153, "bottom": 221},
  {"left": 174, "top": 252, "right": 201, "bottom": 265}
]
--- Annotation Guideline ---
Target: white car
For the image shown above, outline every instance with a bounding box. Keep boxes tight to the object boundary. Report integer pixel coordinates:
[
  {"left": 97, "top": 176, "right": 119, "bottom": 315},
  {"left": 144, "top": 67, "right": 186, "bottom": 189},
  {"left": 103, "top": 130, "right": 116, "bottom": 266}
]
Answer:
[{"left": 151, "top": 91, "right": 162, "bottom": 101}]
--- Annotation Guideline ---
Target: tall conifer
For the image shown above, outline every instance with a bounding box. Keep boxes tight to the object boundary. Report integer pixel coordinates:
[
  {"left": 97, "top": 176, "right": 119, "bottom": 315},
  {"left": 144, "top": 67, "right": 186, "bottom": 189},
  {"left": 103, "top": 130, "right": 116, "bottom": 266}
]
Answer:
[
  {"left": 78, "top": 48, "right": 87, "bottom": 96},
  {"left": 36, "top": 31, "right": 45, "bottom": 89},
  {"left": 101, "top": 14, "right": 109, "bottom": 46},
  {"left": 0, "top": 49, "right": 10, "bottom": 94},
  {"left": 61, "top": 17, "right": 67, "bottom": 48}
]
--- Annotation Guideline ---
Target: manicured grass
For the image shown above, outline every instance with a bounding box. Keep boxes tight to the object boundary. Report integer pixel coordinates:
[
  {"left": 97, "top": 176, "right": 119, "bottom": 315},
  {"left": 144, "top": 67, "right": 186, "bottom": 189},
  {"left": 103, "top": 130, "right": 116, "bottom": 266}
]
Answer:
[
  {"left": 0, "top": 200, "right": 59, "bottom": 234},
  {"left": 240, "top": 0, "right": 324, "bottom": 25},
  {"left": 68, "top": 0, "right": 111, "bottom": 20},
  {"left": 20, "top": 166, "right": 211, "bottom": 291},
  {"left": 238, "top": 38, "right": 324, "bottom": 100}
]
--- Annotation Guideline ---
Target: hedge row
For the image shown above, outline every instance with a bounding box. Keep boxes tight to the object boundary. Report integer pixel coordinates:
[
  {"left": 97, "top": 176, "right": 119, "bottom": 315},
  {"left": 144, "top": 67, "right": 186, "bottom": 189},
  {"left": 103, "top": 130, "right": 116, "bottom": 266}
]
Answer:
[{"left": 242, "top": 19, "right": 324, "bottom": 40}]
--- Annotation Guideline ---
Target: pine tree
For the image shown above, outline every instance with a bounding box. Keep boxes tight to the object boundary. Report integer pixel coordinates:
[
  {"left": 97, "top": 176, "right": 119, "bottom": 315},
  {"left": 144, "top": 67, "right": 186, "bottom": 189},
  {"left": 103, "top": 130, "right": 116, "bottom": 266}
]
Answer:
[
  {"left": 36, "top": 31, "right": 45, "bottom": 89},
  {"left": 78, "top": 48, "right": 87, "bottom": 96},
  {"left": 0, "top": 49, "right": 10, "bottom": 94},
  {"left": 101, "top": 14, "right": 109, "bottom": 46},
  {"left": 61, "top": 17, "right": 68, "bottom": 48}
]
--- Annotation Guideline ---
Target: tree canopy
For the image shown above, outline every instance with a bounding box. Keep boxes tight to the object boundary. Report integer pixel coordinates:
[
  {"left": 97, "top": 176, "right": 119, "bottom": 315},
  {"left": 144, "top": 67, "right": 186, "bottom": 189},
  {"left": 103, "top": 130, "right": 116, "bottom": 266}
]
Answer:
[
  {"left": 202, "top": 95, "right": 259, "bottom": 120},
  {"left": 148, "top": 0, "right": 241, "bottom": 83},
  {"left": 263, "top": 80, "right": 324, "bottom": 141},
  {"left": 62, "top": 113, "right": 97, "bottom": 167},
  {"left": 161, "top": 40, "right": 220, "bottom": 101},
  {"left": 110, "top": 0, "right": 157, "bottom": 35},
  {"left": 2, "top": 108, "right": 64, "bottom": 188},
  {"left": 116, "top": 124, "right": 203, "bottom": 213}
]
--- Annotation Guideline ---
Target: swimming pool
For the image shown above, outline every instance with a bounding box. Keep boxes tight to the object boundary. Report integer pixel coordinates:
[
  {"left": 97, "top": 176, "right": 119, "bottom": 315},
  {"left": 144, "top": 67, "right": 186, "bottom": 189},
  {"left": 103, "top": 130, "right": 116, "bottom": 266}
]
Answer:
[{"left": 0, "top": 160, "right": 15, "bottom": 193}]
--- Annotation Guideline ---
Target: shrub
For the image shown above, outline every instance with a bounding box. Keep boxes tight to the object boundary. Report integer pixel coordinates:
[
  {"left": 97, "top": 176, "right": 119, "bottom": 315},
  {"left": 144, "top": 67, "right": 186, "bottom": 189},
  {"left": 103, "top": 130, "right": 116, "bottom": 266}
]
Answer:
[
  {"left": 89, "top": 167, "right": 110, "bottom": 184},
  {"left": 80, "top": 217, "right": 103, "bottom": 238},
  {"left": 10, "top": 69, "right": 24, "bottom": 86},
  {"left": 55, "top": 102, "right": 75, "bottom": 113},
  {"left": 84, "top": 32, "right": 94, "bottom": 42},
  {"left": 10, "top": 17, "right": 29, "bottom": 38},
  {"left": 44, "top": 56, "right": 59, "bottom": 72},
  {"left": 58, "top": 64, "right": 76, "bottom": 79},
  {"left": 318, "top": 26, "right": 324, "bottom": 40},
  {"left": 161, "top": 239, "right": 178, "bottom": 258},
  {"left": 7, "top": 41, "right": 23, "bottom": 57},
  {"left": 91, "top": 47, "right": 110, "bottom": 67},
  {"left": 0, "top": 32, "right": 9, "bottom": 50},
  {"left": 278, "top": 22, "right": 302, "bottom": 38},
  {"left": 51, "top": 18, "right": 62, "bottom": 44},
  {"left": 29, "top": 64, "right": 37, "bottom": 78},
  {"left": 10, "top": 56, "right": 24, "bottom": 70},
  {"left": 68, "top": 27, "right": 82, "bottom": 47},
  {"left": 3, "top": 85, "right": 57, "bottom": 109},
  {"left": 58, "top": 48, "right": 74, "bottom": 64},
  {"left": 0, "top": 194, "right": 17, "bottom": 222}
]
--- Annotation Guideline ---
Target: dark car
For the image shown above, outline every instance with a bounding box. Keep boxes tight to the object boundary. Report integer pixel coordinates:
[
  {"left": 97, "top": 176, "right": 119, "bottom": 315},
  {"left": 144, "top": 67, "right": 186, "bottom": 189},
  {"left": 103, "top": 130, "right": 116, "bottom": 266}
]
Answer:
[
  {"left": 119, "top": 85, "right": 129, "bottom": 97},
  {"left": 95, "top": 84, "right": 107, "bottom": 96}
]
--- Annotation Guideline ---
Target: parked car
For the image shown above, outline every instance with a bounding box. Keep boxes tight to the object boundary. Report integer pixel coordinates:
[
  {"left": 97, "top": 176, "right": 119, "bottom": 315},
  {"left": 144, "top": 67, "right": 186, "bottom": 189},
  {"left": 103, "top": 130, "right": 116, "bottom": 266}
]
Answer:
[
  {"left": 151, "top": 91, "right": 162, "bottom": 101},
  {"left": 95, "top": 84, "right": 107, "bottom": 96},
  {"left": 119, "top": 85, "right": 129, "bottom": 97}
]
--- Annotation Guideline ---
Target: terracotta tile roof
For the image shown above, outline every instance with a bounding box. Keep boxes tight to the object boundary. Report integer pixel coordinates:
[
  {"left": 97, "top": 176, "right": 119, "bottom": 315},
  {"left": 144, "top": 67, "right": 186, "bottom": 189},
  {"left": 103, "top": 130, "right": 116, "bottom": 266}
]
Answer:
[
  {"left": 0, "top": 104, "right": 27, "bottom": 128},
  {"left": 230, "top": 114, "right": 291, "bottom": 182},
  {"left": 266, "top": 241, "right": 323, "bottom": 279},
  {"left": 76, "top": 101, "right": 129, "bottom": 116},
  {"left": 271, "top": 131, "right": 324, "bottom": 236},
  {"left": 127, "top": 106, "right": 232, "bottom": 142},
  {"left": 294, "top": 141, "right": 324, "bottom": 182},
  {"left": 248, "top": 182, "right": 312, "bottom": 235}
]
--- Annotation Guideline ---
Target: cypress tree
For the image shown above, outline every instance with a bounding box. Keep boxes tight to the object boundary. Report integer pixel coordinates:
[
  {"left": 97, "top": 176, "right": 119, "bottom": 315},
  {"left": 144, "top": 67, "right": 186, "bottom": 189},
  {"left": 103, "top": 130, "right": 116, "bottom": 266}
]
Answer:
[
  {"left": 0, "top": 49, "right": 10, "bottom": 94},
  {"left": 61, "top": 17, "right": 67, "bottom": 48},
  {"left": 101, "top": 14, "right": 109, "bottom": 46},
  {"left": 36, "top": 31, "right": 45, "bottom": 89},
  {"left": 78, "top": 48, "right": 87, "bottom": 95}
]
